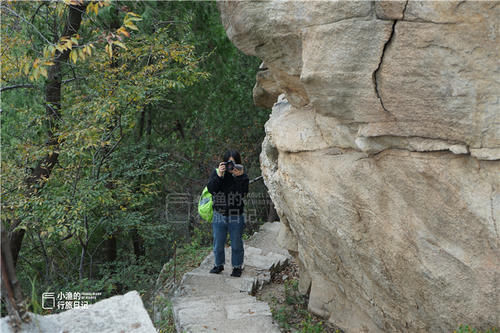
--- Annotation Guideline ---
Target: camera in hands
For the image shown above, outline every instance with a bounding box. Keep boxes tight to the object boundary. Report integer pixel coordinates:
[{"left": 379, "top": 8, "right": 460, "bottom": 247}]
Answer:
[{"left": 223, "top": 160, "right": 243, "bottom": 172}]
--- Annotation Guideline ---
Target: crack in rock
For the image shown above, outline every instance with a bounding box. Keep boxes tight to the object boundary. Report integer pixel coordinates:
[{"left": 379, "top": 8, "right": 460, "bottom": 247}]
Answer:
[
  {"left": 372, "top": 20, "right": 397, "bottom": 115},
  {"left": 372, "top": 0, "right": 408, "bottom": 116},
  {"left": 490, "top": 185, "right": 499, "bottom": 243}
]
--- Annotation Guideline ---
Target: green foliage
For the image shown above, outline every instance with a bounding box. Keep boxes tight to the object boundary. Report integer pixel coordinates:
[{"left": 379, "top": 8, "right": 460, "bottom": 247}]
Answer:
[
  {"left": 191, "top": 223, "right": 212, "bottom": 247},
  {"left": 454, "top": 325, "right": 499, "bottom": 333},
  {"left": 154, "top": 297, "right": 176, "bottom": 333},
  {"left": 27, "top": 275, "right": 43, "bottom": 314},
  {"left": 284, "top": 279, "right": 305, "bottom": 305},
  {"left": 1, "top": 0, "right": 269, "bottom": 322},
  {"left": 267, "top": 278, "right": 342, "bottom": 333},
  {"left": 272, "top": 304, "right": 292, "bottom": 331},
  {"left": 160, "top": 242, "right": 212, "bottom": 285},
  {"left": 300, "top": 314, "right": 326, "bottom": 333}
]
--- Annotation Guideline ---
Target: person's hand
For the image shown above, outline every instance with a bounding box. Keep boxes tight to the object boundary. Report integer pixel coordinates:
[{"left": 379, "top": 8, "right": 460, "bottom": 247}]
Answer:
[
  {"left": 217, "top": 162, "right": 226, "bottom": 177},
  {"left": 231, "top": 166, "right": 244, "bottom": 177}
]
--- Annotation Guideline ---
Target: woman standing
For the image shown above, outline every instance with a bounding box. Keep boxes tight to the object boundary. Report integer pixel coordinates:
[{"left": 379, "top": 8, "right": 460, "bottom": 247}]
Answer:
[{"left": 207, "top": 149, "right": 249, "bottom": 277}]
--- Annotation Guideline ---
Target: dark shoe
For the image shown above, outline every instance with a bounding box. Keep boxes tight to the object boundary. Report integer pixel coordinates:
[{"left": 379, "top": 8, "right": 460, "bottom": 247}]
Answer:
[
  {"left": 231, "top": 267, "right": 242, "bottom": 277},
  {"left": 209, "top": 265, "right": 224, "bottom": 274}
]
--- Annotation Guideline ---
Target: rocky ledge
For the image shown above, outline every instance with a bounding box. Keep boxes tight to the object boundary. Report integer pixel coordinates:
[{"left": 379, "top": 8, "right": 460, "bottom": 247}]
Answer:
[{"left": 218, "top": 1, "right": 499, "bottom": 332}]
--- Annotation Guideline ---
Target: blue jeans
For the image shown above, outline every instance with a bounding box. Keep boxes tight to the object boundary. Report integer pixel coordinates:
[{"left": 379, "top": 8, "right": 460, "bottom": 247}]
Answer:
[{"left": 212, "top": 210, "right": 245, "bottom": 268}]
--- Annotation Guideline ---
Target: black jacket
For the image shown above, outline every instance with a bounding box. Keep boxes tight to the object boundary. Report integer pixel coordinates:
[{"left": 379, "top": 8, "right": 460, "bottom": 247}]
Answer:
[{"left": 207, "top": 169, "right": 249, "bottom": 216}]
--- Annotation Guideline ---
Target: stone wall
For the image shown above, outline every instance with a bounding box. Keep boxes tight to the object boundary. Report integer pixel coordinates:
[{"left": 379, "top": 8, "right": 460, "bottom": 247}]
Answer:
[{"left": 218, "top": 1, "right": 500, "bottom": 332}]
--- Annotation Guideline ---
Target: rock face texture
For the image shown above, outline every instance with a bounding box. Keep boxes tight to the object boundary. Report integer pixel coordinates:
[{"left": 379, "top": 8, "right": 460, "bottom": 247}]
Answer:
[{"left": 218, "top": 1, "right": 500, "bottom": 332}]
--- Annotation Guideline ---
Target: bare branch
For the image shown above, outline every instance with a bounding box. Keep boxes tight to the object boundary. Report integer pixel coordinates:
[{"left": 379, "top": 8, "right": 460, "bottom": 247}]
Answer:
[
  {"left": 30, "top": 2, "right": 47, "bottom": 24},
  {"left": 1, "top": 77, "right": 85, "bottom": 92},
  {"left": 0, "top": 84, "right": 36, "bottom": 92},
  {"left": 0, "top": 4, "right": 55, "bottom": 46},
  {"left": 62, "top": 76, "right": 86, "bottom": 84}
]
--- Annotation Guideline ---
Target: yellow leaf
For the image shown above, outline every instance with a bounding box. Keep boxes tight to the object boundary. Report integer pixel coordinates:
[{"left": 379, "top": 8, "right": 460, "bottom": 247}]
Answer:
[
  {"left": 78, "top": 48, "right": 85, "bottom": 60},
  {"left": 33, "top": 67, "right": 39, "bottom": 80},
  {"left": 70, "top": 50, "right": 77, "bottom": 63},
  {"left": 113, "top": 41, "right": 127, "bottom": 50},
  {"left": 48, "top": 45, "right": 56, "bottom": 56},
  {"left": 124, "top": 22, "right": 138, "bottom": 31},
  {"left": 105, "top": 44, "right": 113, "bottom": 58},
  {"left": 23, "top": 62, "right": 30, "bottom": 75},
  {"left": 40, "top": 67, "right": 48, "bottom": 78},
  {"left": 116, "top": 27, "right": 130, "bottom": 38}
]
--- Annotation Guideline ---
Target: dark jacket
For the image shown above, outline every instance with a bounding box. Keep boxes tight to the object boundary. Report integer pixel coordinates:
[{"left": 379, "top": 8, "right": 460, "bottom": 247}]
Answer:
[{"left": 207, "top": 169, "right": 249, "bottom": 216}]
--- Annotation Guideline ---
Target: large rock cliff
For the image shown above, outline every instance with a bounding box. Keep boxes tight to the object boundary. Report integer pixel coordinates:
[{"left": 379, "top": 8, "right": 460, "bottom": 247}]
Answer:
[{"left": 218, "top": 1, "right": 500, "bottom": 332}]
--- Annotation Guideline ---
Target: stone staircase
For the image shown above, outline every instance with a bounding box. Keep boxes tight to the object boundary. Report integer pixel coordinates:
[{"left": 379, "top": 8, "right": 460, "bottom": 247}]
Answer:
[{"left": 171, "top": 222, "right": 291, "bottom": 333}]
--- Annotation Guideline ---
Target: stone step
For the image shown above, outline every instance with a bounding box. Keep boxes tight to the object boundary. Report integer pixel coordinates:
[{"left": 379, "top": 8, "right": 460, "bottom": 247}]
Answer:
[
  {"left": 178, "top": 316, "right": 280, "bottom": 333},
  {"left": 199, "top": 245, "right": 290, "bottom": 273},
  {"left": 191, "top": 264, "right": 272, "bottom": 295},
  {"left": 170, "top": 222, "right": 287, "bottom": 333},
  {"left": 172, "top": 294, "right": 278, "bottom": 333},
  {"left": 172, "top": 293, "right": 258, "bottom": 305},
  {"left": 246, "top": 222, "right": 292, "bottom": 257},
  {"left": 174, "top": 271, "right": 258, "bottom": 297}
]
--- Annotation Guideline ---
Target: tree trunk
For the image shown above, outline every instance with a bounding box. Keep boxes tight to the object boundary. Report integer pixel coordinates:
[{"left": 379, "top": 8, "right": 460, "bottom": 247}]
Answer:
[
  {"left": 131, "top": 229, "right": 145, "bottom": 259},
  {"left": 129, "top": 106, "right": 150, "bottom": 260},
  {"left": 79, "top": 246, "right": 86, "bottom": 280},
  {"left": 103, "top": 235, "right": 117, "bottom": 262},
  {"left": 146, "top": 108, "right": 152, "bottom": 149},
  {"left": 8, "top": 227, "right": 24, "bottom": 268},
  {"left": 9, "top": 2, "right": 87, "bottom": 267},
  {"left": 1, "top": 223, "right": 28, "bottom": 326}
]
